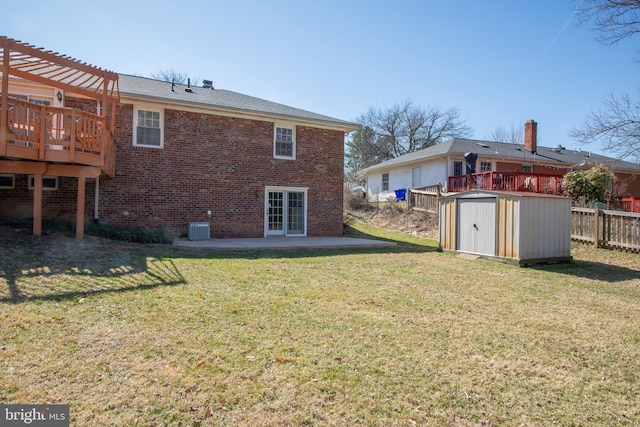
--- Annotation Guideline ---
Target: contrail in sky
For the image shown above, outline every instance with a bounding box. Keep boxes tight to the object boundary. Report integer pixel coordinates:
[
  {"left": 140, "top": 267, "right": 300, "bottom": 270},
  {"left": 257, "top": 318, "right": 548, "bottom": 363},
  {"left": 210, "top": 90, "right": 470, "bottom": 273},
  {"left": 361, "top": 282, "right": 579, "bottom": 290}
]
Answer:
[{"left": 526, "top": 10, "right": 577, "bottom": 79}]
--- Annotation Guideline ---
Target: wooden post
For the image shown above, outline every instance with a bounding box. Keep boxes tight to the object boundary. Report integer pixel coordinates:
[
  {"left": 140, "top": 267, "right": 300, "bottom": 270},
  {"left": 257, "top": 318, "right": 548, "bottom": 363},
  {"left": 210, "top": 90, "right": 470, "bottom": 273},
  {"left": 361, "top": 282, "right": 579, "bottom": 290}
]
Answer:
[
  {"left": 594, "top": 208, "right": 600, "bottom": 248},
  {"left": 33, "top": 173, "right": 43, "bottom": 236},
  {"left": 1, "top": 40, "right": 9, "bottom": 156},
  {"left": 38, "top": 105, "right": 46, "bottom": 159},
  {"left": 76, "top": 176, "right": 86, "bottom": 238}
]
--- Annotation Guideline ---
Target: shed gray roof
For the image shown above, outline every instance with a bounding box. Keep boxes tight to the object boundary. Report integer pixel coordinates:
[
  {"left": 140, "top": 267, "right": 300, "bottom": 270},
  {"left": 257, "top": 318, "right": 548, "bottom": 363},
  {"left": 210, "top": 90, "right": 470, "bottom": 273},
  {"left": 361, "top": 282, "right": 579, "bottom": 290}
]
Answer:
[
  {"left": 362, "top": 138, "right": 640, "bottom": 173},
  {"left": 117, "top": 74, "right": 358, "bottom": 131}
]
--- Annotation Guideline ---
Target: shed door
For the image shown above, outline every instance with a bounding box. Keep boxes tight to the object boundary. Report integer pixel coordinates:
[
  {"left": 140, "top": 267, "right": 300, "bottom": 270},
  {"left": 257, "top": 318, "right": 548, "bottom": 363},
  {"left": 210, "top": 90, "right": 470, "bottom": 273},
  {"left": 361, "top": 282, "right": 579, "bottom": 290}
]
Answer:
[{"left": 457, "top": 198, "right": 496, "bottom": 256}]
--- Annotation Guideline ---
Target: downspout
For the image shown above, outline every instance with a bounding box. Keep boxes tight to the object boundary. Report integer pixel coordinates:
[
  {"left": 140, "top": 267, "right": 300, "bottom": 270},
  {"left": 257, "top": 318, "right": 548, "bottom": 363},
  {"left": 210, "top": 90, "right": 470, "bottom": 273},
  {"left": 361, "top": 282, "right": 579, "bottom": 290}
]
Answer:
[
  {"left": 94, "top": 176, "right": 100, "bottom": 223},
  {"left": 95, "top": 98, "right": 102, "bottom": 224}
]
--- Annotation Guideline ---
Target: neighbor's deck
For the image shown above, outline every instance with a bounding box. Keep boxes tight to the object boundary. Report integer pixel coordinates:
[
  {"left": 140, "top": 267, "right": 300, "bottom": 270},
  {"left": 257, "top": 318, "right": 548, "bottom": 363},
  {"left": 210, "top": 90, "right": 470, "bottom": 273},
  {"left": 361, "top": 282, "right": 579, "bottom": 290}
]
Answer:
[{"left": 448, "top": 171, "right": 565, "bottom": 194}]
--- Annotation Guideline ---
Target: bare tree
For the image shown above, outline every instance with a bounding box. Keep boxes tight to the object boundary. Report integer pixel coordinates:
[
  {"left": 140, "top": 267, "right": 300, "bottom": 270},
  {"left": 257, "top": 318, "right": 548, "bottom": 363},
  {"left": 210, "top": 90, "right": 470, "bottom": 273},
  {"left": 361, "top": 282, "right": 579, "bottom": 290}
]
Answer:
[
  {"left": 571, "top": 0, "right": 640, "bottom": 160},
  {"left": 348, "top": 100, "right": 471, "bottom": 170},
  {"left": 573, "top": 0, "right": 640, "bottom": 52},
  {"left": 570, "top": 92, "right": 640, "bottom": 159},
  {"left": 150, "top": 69, "right": 199, "bottom": 86},
  {"left": 488, "top": 124, "right": 524, "bottom": 144}
]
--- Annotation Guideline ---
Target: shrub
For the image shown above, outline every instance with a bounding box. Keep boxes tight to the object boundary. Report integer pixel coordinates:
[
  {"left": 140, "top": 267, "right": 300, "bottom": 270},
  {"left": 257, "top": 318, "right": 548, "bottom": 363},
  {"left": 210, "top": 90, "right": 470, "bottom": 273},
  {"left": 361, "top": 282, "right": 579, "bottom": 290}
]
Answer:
[
  {"left": 37, "top": 220, "right": 172, "bottom": 244},
  {"left": 85, "top": 223, "right": 173, "bottom": 244}
]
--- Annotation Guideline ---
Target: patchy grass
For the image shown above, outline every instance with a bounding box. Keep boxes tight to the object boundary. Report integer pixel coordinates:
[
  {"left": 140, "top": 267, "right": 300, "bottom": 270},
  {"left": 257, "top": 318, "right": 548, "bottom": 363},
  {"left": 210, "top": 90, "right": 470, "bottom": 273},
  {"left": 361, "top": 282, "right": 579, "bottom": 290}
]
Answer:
[{"left": 0, "top": 223, "right": 639, "bottom": 426}]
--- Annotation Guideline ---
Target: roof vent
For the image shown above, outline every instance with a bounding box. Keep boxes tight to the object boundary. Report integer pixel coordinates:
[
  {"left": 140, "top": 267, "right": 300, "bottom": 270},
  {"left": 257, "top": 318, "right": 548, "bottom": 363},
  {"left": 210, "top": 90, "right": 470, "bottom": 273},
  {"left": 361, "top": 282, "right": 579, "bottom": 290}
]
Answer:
[
  {"left": 185, "top": 78, "right": 194, "bottom": 93},
  {"left": 202, "top": 79, "right": 213, "bottom": 89},
  {"left": 475, "top": 142, "right": 490, "bottom": 148}
]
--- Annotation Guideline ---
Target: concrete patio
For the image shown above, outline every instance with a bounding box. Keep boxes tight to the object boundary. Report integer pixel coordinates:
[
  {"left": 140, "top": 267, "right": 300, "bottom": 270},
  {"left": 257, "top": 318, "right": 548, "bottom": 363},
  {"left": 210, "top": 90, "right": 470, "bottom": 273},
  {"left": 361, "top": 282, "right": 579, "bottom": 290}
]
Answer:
[{"left": 173, "top": 236, "right": 396, "bottom": 250}]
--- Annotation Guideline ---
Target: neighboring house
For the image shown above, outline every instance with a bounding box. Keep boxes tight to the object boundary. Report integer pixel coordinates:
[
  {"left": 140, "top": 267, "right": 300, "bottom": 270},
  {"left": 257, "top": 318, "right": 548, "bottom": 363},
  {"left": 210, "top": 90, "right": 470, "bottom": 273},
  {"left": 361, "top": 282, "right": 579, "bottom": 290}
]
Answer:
[
  {"left": 0, "top": 37, "right": 358, "bottom": 239},
  {"left": 361, "top": 120, "right": 640, "bottom": 202}
]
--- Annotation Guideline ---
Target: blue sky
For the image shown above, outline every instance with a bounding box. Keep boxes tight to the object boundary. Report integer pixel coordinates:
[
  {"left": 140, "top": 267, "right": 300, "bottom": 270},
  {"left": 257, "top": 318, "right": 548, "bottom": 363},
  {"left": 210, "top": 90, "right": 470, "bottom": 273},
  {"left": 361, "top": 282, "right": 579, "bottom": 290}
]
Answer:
[{"left": 5, "top": 0, "right": 638, "bottom": 155}]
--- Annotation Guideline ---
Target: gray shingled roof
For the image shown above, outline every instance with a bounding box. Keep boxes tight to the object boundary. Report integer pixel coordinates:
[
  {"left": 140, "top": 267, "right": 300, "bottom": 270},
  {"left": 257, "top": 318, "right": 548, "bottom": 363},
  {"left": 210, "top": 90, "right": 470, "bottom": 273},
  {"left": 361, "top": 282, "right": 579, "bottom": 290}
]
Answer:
[
  {"left": 362, "top": 138, "right": 640, "bottom": 173},
  {"left": 117, "top": 74, "right": 358, "bottom": 131}
]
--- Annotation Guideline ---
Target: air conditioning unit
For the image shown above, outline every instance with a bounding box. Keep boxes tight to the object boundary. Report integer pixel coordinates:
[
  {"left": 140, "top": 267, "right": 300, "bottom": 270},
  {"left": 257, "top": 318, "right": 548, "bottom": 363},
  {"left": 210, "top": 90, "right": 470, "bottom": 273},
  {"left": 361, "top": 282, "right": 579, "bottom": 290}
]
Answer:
[{"left": 188, "top": 222, "right": 210, "bottom": 241}]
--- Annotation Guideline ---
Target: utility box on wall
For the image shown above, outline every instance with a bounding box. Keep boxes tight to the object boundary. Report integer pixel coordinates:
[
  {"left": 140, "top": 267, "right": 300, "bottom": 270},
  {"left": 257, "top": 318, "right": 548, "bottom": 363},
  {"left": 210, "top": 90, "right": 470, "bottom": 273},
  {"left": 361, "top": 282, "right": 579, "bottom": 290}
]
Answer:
[
  {"left": 188, "top": 222, "right": 210, "bottom": 241},
  {"left": 438, "top": 190, "right": 572, "bottom": 266}
]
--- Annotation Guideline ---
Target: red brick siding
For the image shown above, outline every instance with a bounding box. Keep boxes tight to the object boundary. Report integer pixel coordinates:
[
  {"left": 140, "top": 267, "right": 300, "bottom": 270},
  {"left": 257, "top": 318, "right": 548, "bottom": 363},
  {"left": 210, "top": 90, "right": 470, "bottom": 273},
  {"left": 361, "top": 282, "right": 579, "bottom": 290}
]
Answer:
[
  {"left": 613, "top": 172, "right": 640, "bottom": 197},
  {"left": 495, "top": 161, "right": 570, "bottom": 175},
  {"left": 0, "top": 175, "right": 97, "bottom": 223},
  {"left": 1, "top": 98, "right": 346, "bottom": 237},
  {"left": 99, "top": 103, "right": 344, "bottom": 237}
]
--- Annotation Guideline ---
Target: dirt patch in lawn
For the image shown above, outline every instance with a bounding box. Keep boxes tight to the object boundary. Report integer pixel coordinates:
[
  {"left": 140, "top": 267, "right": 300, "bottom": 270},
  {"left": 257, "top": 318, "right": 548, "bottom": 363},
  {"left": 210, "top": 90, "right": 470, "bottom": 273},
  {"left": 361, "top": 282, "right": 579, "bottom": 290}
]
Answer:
[{"left": 346, "top": 203, "right": 439, "bottom": 241}]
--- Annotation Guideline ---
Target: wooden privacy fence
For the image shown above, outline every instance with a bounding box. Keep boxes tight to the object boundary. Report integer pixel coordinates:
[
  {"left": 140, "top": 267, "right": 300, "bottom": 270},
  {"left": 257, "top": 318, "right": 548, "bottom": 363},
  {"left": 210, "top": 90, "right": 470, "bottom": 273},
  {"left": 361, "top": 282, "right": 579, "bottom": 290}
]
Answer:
[
  {"left": 571, "top": 207, "right": 640, "bottom": 252},
  {"left": 407, "top": 184, "right": 441, "bottom": 212}
]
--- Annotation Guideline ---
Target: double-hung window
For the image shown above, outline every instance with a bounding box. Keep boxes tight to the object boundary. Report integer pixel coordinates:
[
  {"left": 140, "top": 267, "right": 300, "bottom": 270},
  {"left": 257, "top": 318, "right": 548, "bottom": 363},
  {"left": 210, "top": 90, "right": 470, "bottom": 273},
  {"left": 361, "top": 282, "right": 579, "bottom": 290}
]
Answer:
[
  {"left": 453, "top": 161, "right": 463, "bottom": 176},
  {"left": 133, "top": 106, "right": 163, "bottom": 148},
  {"left": 274, "top": 124, "right": 295, "bottom": 159},
  {"left": 480, "top": 161, "right": 492, "bottom": 173},
  {"left": 382, "top": 173, "right": 390, "bottom": 191}
]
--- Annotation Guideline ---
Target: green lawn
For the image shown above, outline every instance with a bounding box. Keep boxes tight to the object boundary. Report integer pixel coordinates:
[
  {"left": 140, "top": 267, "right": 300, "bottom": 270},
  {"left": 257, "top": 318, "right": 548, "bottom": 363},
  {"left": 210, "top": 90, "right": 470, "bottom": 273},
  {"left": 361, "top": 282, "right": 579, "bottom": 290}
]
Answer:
[{"left": 1, "top": 220, "right": 639, "bottom": 426}]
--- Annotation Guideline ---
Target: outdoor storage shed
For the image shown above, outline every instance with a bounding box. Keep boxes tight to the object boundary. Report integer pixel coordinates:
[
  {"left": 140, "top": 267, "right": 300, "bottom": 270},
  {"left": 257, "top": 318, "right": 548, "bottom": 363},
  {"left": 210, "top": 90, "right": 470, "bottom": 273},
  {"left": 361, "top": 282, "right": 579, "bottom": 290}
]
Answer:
[{"left": 438, "top": 190, "right": 572, "bottom": 266}]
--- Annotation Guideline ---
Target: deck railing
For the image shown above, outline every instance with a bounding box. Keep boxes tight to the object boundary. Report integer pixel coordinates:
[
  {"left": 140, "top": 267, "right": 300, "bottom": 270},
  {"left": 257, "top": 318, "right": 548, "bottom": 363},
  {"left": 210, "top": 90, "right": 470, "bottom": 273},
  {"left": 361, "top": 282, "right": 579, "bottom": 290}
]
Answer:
[
  {"left": 1, "top": 96, "right": 115, "bottom": 175},
  {"left": 448, "top": 171, "right": 565, "bottom": 195},
  {"left": 616, "top": 196, "right": 640, "bottom": 213}
]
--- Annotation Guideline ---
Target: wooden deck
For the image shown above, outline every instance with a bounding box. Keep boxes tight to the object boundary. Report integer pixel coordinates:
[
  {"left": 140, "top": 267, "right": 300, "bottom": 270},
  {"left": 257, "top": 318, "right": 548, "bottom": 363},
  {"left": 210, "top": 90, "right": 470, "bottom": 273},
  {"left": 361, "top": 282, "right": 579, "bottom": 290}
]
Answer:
[
  {"left": 0, "top": 96, "right": 115, "bottom": 175},
  {"left": 0, "top": 36, "right": 119, "bottom": 238},
  {"left": 447, "top": 171, "right": 565, "bottom": 195}
]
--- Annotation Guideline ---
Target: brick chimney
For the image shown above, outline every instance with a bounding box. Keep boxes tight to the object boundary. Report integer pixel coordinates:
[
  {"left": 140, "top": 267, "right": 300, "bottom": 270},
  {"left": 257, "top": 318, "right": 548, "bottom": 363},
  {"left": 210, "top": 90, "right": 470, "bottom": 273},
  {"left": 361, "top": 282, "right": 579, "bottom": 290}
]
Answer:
[{"left": 524, "top": 119, "right": 537, "bottom": 154}]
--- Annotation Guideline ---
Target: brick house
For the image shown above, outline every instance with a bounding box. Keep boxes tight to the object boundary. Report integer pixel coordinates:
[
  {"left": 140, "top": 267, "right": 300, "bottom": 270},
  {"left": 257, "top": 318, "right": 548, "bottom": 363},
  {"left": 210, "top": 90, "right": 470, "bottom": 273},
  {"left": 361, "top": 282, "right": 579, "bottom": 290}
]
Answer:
[{"left": 0, "top": 37, "right": 357, "bottom": 239}]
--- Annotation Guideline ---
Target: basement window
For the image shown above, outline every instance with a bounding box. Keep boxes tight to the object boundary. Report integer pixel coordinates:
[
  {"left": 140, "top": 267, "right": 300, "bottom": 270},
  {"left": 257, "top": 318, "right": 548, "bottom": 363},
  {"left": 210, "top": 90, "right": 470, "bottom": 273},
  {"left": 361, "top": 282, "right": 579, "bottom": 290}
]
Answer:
[
  {"left": 133, "top": 106, "right": 164, "bottom": 148},
  {"left": 28, "top": 175, "right": 58, "bottom": 191},
  {"left": 0, "top": 174, "right": 15, "bottom": 189}
]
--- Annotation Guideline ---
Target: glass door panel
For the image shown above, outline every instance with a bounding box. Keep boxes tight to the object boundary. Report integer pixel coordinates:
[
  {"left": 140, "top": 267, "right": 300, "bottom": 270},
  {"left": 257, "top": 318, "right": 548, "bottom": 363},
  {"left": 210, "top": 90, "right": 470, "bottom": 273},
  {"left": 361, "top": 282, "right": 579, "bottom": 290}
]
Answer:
[{"left": 287, "top": 192, "right": 304, "bottom": 235}]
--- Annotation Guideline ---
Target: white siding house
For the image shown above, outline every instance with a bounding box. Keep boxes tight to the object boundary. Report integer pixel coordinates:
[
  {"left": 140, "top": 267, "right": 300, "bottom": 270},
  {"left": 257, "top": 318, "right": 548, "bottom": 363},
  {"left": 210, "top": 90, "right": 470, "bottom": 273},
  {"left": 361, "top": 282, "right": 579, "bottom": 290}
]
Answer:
[
  {"left": 360, "top": 132, "right": 640, "bottom": 201},
  {"left": 366, "top": 160, "right": 448, "bottom": 201}
]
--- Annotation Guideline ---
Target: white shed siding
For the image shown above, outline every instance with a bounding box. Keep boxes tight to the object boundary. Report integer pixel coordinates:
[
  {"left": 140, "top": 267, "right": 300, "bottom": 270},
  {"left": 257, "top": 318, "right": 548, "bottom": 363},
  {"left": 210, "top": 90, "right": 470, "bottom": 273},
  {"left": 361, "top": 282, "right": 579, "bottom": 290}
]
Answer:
[
  {"left": 439, "top": 190, "right": 572, "bottom": 265},
  {"left": 519, "top": 197, "right": 572, "bottom": 260}
]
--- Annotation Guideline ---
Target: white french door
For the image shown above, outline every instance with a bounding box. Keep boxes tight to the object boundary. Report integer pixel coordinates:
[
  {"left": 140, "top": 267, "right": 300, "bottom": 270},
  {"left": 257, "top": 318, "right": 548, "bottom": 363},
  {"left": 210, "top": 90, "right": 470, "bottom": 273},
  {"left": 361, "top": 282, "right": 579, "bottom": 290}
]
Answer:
[{"left": 266, "top": 187, "right": 307, "bottom": 236}]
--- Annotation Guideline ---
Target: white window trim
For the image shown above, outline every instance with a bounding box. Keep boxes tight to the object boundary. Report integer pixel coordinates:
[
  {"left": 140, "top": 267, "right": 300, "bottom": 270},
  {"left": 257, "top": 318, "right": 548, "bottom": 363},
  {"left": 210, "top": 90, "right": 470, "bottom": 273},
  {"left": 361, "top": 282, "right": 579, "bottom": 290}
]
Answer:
[
  {"left": 453, "top": 160, "right": 463, "bottom": 176},
  {"left": 273, "top": 122, "right": 296, "bottom": 160},
  {"left": 480, "top": 161, "right": 493, "bottom": 173},
  {"left": 28, "top": 175, "right": 58, "bottom": 191},
  {"left": 382, "top": 173, "right": 390, "bottom": 191},
  {"left": 0, "top": 174, "right": 15, "bottom": 189},
  {"left": 133, "top": 105, "right": 164, "bottom": 149}
]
